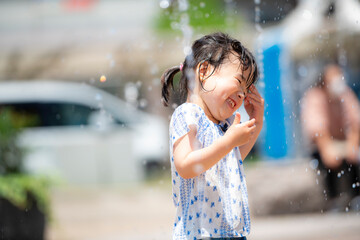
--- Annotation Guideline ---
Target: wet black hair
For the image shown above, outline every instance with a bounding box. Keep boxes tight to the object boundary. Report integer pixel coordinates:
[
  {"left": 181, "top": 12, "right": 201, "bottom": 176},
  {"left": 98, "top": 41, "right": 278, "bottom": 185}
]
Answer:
[{"left": 161, "top": 32, "right": 259, "bottom": 107}]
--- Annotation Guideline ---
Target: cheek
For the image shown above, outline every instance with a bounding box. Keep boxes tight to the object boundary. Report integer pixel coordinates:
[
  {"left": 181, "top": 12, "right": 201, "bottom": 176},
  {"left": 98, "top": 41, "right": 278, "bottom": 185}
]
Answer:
[{"left": 202, "top": 78, "right": 217, "bottom": 91}]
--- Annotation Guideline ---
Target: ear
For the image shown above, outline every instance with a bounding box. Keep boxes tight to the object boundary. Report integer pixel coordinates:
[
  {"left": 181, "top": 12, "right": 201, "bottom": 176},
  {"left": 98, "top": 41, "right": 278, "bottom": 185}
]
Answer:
[{"left": 197, "top": 61, "right": 212, "bottom": 82}]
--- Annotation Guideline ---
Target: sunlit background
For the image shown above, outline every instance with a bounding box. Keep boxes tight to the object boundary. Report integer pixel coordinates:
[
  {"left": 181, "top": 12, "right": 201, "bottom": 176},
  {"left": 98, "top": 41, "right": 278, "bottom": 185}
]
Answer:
[{"left": 0, "top": 0, "right": 359, "bottom": 239}]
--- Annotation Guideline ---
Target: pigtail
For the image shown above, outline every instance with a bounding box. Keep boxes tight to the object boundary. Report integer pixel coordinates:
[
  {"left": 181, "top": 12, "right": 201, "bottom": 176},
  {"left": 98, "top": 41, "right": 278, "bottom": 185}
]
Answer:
[{"left": 161, "top": 66, "right": 181, "bottom": 107}]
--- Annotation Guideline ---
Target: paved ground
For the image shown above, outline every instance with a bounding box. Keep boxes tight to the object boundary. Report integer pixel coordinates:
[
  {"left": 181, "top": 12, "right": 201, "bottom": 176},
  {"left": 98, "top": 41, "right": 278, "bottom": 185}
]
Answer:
[{"left": 46, "top": 183, "right": 360, "bottom": 240}]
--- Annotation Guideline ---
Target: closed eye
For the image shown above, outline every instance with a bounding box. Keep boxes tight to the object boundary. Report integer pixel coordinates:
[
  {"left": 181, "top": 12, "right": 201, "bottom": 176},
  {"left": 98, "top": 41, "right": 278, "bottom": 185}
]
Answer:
[{"left": 235, "top": 78, "right": 247, "bottom": 98}]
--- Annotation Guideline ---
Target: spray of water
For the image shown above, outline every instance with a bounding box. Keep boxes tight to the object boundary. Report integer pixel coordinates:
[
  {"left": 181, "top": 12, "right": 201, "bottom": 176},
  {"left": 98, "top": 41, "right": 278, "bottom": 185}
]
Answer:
[{"left": 254, "top": 0, "right": 265, "bottom": 90}]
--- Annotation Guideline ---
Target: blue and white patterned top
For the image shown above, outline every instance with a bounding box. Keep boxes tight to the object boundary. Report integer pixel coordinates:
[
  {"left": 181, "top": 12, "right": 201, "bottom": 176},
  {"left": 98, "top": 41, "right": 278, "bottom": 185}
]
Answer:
[{"left": 169, "top": 103, "right": 251, "bottom": 240}]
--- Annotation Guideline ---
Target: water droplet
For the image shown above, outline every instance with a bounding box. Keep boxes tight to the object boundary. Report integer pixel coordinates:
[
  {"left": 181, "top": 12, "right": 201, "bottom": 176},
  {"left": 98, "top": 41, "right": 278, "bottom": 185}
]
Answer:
[
  {"left": 139, "top": 99, "right": 148, "bottom": 108},
  {"left": 302, "top": 9, "right": 312, "bottom": 20},
  {"left": 352, "top": 183, "right": 356, "bottom": 188},
  {"left": 337, "top": 172, "right": 341, "bottom": 178},
  {"left": 124, "top": 82, "right": 139, "bottom": 104},
  {"left": 345, "top": 207, "right": 349, "bottom": 212},
  {"left": 150, "top": 65, "right": 159, "bottom": 75},
  {"left": 159, "top": 0, "right": 170, "bottom": 9},
  {"left": 310, "top": 159, "right": 319, "bottom": 169},
  {"left": 172, "top": 103, "right": 178, "bottom": 109},
  {"left": 317, "top": 170, "right": 321, "bottom": 176},
  {"left": 110, "top": 60, "right": 115, "bottom": 68},
  {"left": 183, "top": 46, "right": 192, "bottom": 55},
  {"left": 95, "top": 93, "right": 102, "bottom": 101},
  {"left": 255, "top": 23, "right": 262, "bottom": 32},
  {"left": 298, "top": 65, "right": 308, "bottom": 77}
]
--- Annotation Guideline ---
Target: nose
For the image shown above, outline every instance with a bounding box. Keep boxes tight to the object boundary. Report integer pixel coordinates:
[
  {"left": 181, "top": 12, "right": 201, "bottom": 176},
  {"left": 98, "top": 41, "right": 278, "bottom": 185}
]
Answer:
[{"left": 237, "top": 91, "right": 245, "bottom": 99}]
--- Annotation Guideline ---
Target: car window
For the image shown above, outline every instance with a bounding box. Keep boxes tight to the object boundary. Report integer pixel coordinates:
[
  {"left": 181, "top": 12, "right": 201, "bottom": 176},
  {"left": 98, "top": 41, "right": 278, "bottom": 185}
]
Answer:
[{"left": 0, "top": 102, "right": 124, "bottom": 127}]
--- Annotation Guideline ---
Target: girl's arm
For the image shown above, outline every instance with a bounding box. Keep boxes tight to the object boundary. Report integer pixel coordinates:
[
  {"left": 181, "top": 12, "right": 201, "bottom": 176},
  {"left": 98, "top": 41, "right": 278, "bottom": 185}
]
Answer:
[
  {"left": 173, "top": 115, "right": 256, "bottom": 179},
  {"left": 239, "top": 85, "right": 264, "bottom": 159}
]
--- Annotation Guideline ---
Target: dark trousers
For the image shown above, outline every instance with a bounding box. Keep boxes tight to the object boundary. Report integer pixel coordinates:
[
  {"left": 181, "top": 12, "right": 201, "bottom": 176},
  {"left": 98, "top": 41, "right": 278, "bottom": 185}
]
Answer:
[{"left": 312, "top": 151, "right": 360, "bottom": 200}]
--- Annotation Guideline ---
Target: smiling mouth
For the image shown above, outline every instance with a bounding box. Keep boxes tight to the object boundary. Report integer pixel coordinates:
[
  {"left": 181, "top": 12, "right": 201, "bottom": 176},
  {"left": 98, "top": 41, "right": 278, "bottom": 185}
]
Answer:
[{"left": 226, "top": 98, "right": 236, "bottom": 108}]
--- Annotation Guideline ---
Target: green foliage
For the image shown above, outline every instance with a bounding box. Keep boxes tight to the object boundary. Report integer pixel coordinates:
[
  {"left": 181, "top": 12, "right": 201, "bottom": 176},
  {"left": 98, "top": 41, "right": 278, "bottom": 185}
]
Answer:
[
  {"left": 154, "top": 0, "right": 243, "bottom": 33},
  {"left": 0, "top": 107, "right": 52, "bottom": 220},
  {"left": 0, "top": 174, "right": 53, "bottom": 220},
  {"left": 0, "top": 108, "right": 38, "bottom": 174}
]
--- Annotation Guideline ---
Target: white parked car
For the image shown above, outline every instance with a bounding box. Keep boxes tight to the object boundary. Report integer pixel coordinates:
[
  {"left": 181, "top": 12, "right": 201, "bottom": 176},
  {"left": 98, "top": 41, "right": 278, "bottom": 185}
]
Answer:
[{"left": 0, "top": 81, "right": 168, "bottom": 184}]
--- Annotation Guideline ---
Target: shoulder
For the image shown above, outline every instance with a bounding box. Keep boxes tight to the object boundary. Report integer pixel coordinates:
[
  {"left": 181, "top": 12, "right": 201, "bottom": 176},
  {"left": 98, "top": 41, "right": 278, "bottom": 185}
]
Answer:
[
  {"left": 304, "top": 87, "right": 325, "bottom": 99},
  {"left": 171, "top": 103, "right": 205, "bottom": 124},
  {"left": 169, "top": 103, "right": 210, "bottom": 144},
  {"left": 172, "top": 102, "right": 203, "bottom": 116},
  {"left": 302, "top": 87, "right": 326, "bottom": 107}
]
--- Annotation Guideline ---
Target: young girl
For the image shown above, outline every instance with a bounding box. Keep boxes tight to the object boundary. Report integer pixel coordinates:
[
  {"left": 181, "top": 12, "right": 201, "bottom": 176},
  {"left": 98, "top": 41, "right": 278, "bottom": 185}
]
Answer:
[{"left": 161, "top": 32, "right": 264, "bottom": 240}]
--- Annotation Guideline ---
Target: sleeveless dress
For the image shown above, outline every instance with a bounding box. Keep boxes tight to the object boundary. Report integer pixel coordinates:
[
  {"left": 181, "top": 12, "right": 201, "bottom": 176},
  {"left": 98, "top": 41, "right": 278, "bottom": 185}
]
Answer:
[{"left": 169, "top": 103, "right": 251, "bottom": 240}]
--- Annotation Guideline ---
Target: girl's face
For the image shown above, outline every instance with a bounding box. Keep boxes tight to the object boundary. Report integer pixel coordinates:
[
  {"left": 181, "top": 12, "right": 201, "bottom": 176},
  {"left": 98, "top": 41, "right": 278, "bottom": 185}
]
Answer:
[{"left": 199, "top": 53, "right": 250, "bottom": 123}]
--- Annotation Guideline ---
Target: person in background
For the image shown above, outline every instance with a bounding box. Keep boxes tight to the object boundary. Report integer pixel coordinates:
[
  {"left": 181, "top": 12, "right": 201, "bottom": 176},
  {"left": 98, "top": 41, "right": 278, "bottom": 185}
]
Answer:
[{"left": 301, "top": 63, "right": 360, "bottom": 212}]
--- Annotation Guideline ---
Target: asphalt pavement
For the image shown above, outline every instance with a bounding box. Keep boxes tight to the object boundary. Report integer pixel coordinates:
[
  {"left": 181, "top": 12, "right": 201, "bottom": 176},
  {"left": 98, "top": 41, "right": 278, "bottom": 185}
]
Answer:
[{"left": 46, "top": 183, "right": 360, "bottom": 240}]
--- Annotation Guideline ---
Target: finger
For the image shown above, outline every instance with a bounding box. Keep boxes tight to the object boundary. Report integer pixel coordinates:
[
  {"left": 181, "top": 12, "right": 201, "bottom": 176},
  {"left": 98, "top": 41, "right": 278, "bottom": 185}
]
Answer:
[
  {"left": 233, "top": 112, "right": 241, "bottom": 125},
  {"left": 247, "top": 118, "right": 256, "bottom": 127},
  {"left": 245, "top": 99, "right": 262, "bottom": 109},
  {"left": 249, "top": 87, "right": 263, "bottom": 99},
  {"left": 237, "top": 118, "right": 255, "bottom": 128},
  {"left": 247, "top": 89, "right": 263, "bottom": 99},
  {"left": 249, "top": 85, "right": 260, "bottom": 94},
  {"left": 246, "top": 94, "right": 262, "bottom": 104},
  {"left": 249, "top": 124, "right": 257, "bottom": 133},
  {"left": 244, "top": 98, "right": 251, "bottom": 105}
]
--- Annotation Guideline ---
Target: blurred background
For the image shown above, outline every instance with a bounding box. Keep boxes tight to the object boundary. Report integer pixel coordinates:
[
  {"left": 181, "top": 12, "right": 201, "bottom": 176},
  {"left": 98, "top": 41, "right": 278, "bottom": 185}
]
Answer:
[{"left": 0, "top": 0, "right": 359, "bottom": 239}]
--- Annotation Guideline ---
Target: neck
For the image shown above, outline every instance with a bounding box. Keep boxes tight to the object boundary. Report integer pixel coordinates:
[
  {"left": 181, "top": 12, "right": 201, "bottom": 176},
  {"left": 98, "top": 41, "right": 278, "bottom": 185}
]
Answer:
[{"left": 186, "top": 93, "right": 219, "bottom": 124}]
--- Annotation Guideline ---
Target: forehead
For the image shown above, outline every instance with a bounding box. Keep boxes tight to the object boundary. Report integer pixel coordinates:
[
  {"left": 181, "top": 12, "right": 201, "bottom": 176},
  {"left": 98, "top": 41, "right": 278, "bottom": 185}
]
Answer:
[{"left": 221, "top": 53, "right": 251, "bottom": 78}]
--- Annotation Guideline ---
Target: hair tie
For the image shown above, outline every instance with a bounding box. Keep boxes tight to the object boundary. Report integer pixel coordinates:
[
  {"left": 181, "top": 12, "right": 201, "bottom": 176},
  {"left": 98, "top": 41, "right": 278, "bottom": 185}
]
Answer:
[{"left": 180, "top": 63, "right": 184, "bottom": 72}]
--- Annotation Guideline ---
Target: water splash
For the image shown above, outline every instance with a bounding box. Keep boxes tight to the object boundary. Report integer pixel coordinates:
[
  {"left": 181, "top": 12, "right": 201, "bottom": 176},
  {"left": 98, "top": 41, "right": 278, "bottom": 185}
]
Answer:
[
  {"left": 309, "top": 158, "right": 319, "bottom": 169},
  {"left": 178, "top": 0, "right": 193, "bottom": 56},
  {"left": 159, "top": 0, "right": 170, "bottom": 9},
  {"left": 254, "top": 0, "right": 262, "bottom": 33},
  {"left": 124, "top": 82, "right": 139, "bottom": 106},
  {"left": 254, "top": 0, "right": 265, "bottom": 92}
]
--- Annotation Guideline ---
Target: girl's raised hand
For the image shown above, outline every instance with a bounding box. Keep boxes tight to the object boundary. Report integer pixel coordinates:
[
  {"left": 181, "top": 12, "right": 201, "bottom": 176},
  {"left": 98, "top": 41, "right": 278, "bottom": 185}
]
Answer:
[
  {"left": 224, "top": 112, "right": 256, "bottom": 148},
  {"left": 244, "top": 85, "right": 264, "bottom": 126}
]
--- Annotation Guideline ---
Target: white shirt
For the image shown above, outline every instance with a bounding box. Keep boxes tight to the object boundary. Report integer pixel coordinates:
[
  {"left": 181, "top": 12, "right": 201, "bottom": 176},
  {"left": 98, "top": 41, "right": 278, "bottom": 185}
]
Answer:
[{"left": 169, "top": 103, "right": 251, "bottom": 240}]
